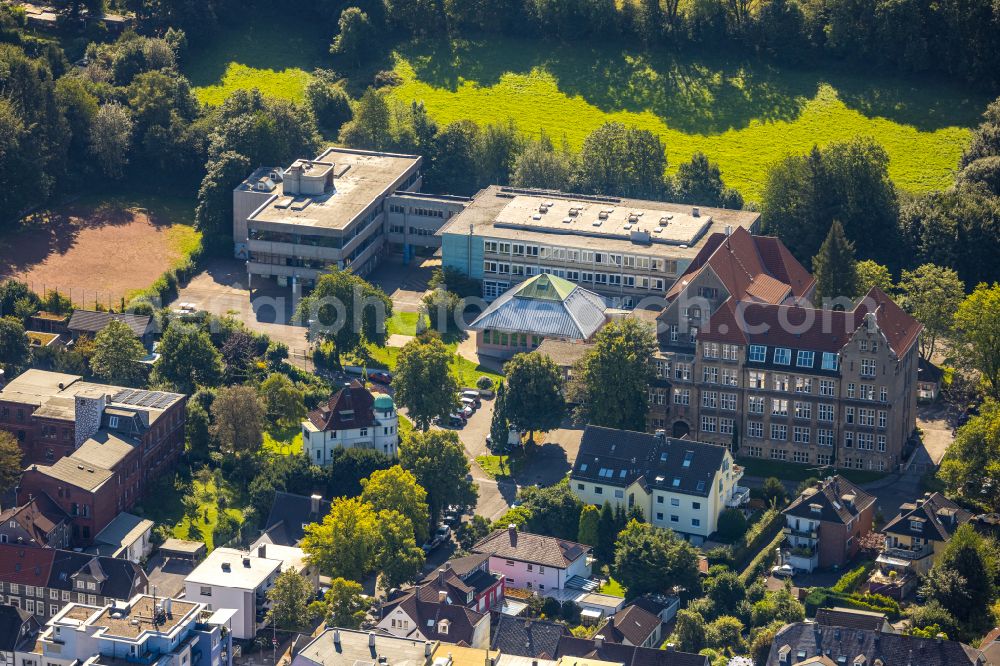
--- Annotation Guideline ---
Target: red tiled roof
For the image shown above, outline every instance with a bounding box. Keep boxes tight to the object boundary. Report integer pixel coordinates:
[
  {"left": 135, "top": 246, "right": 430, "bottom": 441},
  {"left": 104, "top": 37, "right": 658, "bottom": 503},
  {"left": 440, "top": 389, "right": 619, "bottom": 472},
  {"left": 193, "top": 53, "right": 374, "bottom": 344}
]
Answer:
[
  {"left": 307, "top": 380, "right": 375, "bottom": 431},
  {"left": 0, "top": 495, "right": 68, "bottom": 547},
  {"left": 0, "top": 544, "right": 55, "bottom": 585},
  {"left": 745, "top": 274, "right": 792, "bottom": 304}
]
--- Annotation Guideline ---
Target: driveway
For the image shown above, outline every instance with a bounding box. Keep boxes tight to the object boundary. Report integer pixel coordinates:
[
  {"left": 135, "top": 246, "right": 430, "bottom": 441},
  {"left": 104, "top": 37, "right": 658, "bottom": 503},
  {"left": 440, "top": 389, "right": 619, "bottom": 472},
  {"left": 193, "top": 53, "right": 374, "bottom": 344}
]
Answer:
[{"left": 915, "top": 402, "right": 956, "bottom": 466}]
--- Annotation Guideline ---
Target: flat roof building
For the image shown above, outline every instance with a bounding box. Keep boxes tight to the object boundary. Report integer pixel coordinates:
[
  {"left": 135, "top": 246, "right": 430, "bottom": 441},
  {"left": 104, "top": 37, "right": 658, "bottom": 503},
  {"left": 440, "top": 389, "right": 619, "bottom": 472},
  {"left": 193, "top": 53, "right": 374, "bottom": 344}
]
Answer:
[
  {"left": 437, "top": 186, "right": 760, "bottom": 306},
  {"left": 234, "top": 147, "right": 468, "bottom": 294}
]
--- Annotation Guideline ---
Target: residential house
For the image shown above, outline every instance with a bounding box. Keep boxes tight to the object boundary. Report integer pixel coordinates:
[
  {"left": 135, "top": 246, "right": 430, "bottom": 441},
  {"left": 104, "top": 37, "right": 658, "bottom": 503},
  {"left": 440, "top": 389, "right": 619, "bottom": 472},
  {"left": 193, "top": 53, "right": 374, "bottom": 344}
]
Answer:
[
  {"left": 30, "top": 594, "right": 233, "bottom": 666},
  {"left": 766, "top": 621, "right": 981, "bottom": 666},
  {"left": 467, "top": 274, "right": 608, "bottom": 359},
  {"left": 66, "top": 310, "right": 154, "bottom": 347},
  {"left": 420, "top": 554, "right": 505, "bottom": 614},
  {"left": 260, "top": 491, "right": 332, "bottom": 546},
  {"left": 292, "top": 628, "right": 437, "bottom": 666},
  {"left": 555, "top": 635, "right": 710, "bottom": 666},
  {"left": 184, "top": 542, "right": 317, "bottom": 640},
  {"left": 0, "top": 606, "right": 40, "bottom": 666},
  {"left": 650, "top": 226, "right": 922, "bottom": 474},
  {"left": 0, "top": 369, "right": 185, "bottom": 470},
  {"left": 438, "top": 185, "right": 760, "bottom": 307},
  {"left": 780, "top": 476, "right": 876, "bottom": 573},
  {"left": 918, "top": 358, "right": 944, "bottom": 402},
  {"left": 378, "top": 587, "right": 490, "bottom": 648},
  {"left": 0, "top": 544, "right": 148, "bottom": 621},
  {"left": 814, "top": 607, "right": 894, "bottom": 633},
  {"left": 303, "top": 381, "right": 399, "bottom": 463},
  {"left": 870, "top": 492, "right": 972, "bottom": 599},
  {"left": 473, "top": 527, "right": 591, "bottom": 593},
  {"left": 629, "top": 594, "right": 680, "bottom": 626},
  {"left": 0, "top": 495, "right": 71, "bottom": 548},
  {"left": 980, "top": 627, "right": 1000, "bottom": 666},
  {"left": 595, "top": 604, "right": 664, "bottom": 648},
  {"left": 491, "top": 618, "right": 569, "bottom": 659},
  {"left": 87, "top": 512, "right": 154, "bottom": 562},
  {"left": 570, "top": 425, "right": 747, "bottom": 543}
]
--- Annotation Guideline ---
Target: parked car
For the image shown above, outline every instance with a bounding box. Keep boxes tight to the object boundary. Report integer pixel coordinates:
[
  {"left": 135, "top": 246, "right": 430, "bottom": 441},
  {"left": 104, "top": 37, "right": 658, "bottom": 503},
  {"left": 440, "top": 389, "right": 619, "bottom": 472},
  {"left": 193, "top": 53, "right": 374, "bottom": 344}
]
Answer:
[
  {"left": 460, "top": 396, "right": 478, "bottom": 413},
  {"left": 434, "top": 524, "right": 452, "bottom": 542},
  {"left": 459, "top": 404, "right": 474, "bottom": 418},
  {"left": 368, "top": 370, "right": 392, "bottom": 385},
  {"left": 771, "top": 564, "right": 794, "bottom": 578},
  {"left": 461, "top": 390, "right": 482, "bottom": 407},
  {"left": 448, "top": 413, "right": 466, "bottom": 427}
]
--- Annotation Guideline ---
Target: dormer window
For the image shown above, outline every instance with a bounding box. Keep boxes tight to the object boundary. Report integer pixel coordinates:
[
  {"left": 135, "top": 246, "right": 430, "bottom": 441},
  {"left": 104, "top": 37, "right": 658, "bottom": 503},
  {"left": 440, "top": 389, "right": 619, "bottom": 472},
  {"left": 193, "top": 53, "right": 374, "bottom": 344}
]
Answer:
[
  {"left": 774, "top": 348, "right": 791, "bottom": 365},
  {"left": 438, "top": 620, "right": 449, "bottom": 635},
  {"left": 910, "top": 519, "right": 923, "bottom": 532},
  {"left": 108, "top": 416, "right": 119, "bottom": 428},
  {"left": 749, "top": 345, "right": 767, "bottom": 363}
]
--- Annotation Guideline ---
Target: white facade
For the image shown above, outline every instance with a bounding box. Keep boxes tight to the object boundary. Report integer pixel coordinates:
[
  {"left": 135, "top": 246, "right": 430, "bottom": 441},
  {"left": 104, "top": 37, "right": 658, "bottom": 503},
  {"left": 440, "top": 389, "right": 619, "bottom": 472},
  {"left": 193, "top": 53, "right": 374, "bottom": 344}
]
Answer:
[
  {"left": 303, "top": 396, "right": 399, "bottom": 463},
  {"left": 377, "top": 606, "right": 489, "bottom": 649},
  {"left": 572, "top": 449, "right": 742, "bottom": 543}
]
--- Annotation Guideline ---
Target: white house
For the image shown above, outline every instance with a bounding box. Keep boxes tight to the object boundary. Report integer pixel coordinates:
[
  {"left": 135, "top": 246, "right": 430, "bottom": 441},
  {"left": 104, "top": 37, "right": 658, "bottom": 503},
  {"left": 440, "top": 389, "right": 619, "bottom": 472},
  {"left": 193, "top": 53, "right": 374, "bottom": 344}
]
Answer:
[
  {"left": 303, "top": 381, "right": 399, "bottom": 463},
  {"left": 472, "top": 527, "right": 591, "bottom": 593},
  {"left": 377, "top": 589, "right": 489, "bottom": 648},
  {"left": 184, "top": 542, "right": 316, "bottom": 640},
  {"left": 569, "top": 426, "right": 746, "bottom": 544}
]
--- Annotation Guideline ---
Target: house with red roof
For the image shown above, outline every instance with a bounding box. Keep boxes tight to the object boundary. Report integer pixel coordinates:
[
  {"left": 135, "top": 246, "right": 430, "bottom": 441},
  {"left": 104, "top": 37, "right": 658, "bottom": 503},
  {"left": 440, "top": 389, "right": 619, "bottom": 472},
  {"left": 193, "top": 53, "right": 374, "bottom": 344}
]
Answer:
[{"left": 649, "top": 226, "right": 922, "bottom": 473}]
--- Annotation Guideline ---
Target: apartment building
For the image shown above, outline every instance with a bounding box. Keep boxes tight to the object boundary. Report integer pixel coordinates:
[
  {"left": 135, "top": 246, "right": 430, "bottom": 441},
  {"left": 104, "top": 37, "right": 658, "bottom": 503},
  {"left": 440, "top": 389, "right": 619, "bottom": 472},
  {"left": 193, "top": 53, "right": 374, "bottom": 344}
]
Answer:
[
  {"left": 30, "top": 594, "right": 233, "bottom": 666},
  {"left": 0, "top": 369, "right": 186, "bottom": 484},
  {"left": 302, "top": 380, "right": 399, "bottom": 462},
  {"left": 780, "top": 476, "right": 875, "bottom": 572},
  {"left": 649, "top": 227, "right": 922, "bottom": 472},
  {"left": 293, "top": 628, "right": 436, "bottom": 666},
  {"left": 0, "top": 544, "right": 148, "bottom": 622},
  {"left": 437, "top": 186, "right": 760, "bottom": 306},
  {"left": 570, "top": 426, "right": 747, "bottom": 543},
  {"left": 233, "top": 147, "right": 466, "bottom": 294}
]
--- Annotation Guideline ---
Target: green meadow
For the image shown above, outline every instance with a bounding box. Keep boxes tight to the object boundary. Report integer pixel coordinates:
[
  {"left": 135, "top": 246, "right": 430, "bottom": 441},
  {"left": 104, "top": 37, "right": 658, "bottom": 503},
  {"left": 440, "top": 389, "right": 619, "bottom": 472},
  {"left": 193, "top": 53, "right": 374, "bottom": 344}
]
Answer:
[{"left": 389, "top": 38, "right": 985, "bottom": 200}]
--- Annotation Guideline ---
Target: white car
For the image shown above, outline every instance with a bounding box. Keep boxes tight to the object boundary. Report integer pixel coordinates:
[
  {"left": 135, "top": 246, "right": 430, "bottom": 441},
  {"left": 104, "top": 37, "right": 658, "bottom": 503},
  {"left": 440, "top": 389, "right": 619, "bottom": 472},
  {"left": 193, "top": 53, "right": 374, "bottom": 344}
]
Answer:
[
  {"left": 460, "top": 404, "right": 474, "bottom": 418},
  {"left": 771, "top": 564, "right": 794, "bottom": 578}
]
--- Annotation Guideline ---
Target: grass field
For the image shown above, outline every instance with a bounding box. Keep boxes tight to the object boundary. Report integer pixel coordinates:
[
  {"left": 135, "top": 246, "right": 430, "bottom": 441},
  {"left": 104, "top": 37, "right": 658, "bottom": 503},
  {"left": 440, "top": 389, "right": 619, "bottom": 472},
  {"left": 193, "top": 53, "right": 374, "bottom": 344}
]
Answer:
[
  {"left": 0, "top": 194, "right": 200, "bottom": 307},
  {"left": 367, "top": 340, "right": 504, "bottom": 388},
  {"left": 387, "top": 311, "right": 427, "bottom": 336},
  {"left": 183, "top": 5, "right": 330, "bottom": 106},
  {"left": 263, "top": 424, "right": 304, "bottom": 455},
  {"left": 139, "top": 473, "right": 244, "bottom": 552},
  {"left": 389, "top": 38, "right": 986, "bottom": 200},
  {"left": 736, "top": 456, "right": 887, "bottom": 485}
]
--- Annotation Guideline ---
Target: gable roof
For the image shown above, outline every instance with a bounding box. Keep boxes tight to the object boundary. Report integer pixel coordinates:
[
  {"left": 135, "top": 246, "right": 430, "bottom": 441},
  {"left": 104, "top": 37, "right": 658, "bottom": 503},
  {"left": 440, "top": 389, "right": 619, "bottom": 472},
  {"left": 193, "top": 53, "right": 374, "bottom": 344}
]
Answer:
[
  {"left": 571, "top": 426, "right": 729, "bottom": 498},
  {"left": 469, "top": 274, "right": 608, "bottom": 341},
  {"left": 491, "top": 618, "right": 569, "bottom": 658},
  {"left": 0, "top": 605, "right": 38, "bottom": 651},
  {"left": 766, "top": 622, "right": 979, "bottom": 666},
  {"left": 307, "top": 381, "right": 376, "bottom": 431},
  {"left": 47, "top": 550, "right": 147, "bottom": 599},
  {"left": 882, "top": 492, "right": 972, "bottom": 543},
  {"left": 27, "top": 456, "right": 115, "bottom": 491},
  {"left": 0, "top": 544, "right": 55, "bottom": 585},
  {"left": 665, "top": 227, "right": 814, "bottom": 302},
  {"left": 556, "top": 636, "right": 709, "bottom": 666},
  {"left": 263, "top": 491, "right": 332, "bottom": 546},
  {"left": 814, "top": 607, "right": 889, "bottom": 632},
  {"left": 783, "top": 476, "right": 875, "bottom": 525},
  {"left": 597, "top": 604, "right": 662, "bottom": 646},
  {"left": 0, "top": 494, "right": 69, "bottom": 546},
  {"left": 473, "top": 528, "right": 590, "bottom": 570},
  {"left": 67, "top": 310, "right": 151, "bottom": 337},
  {"left": 383, "top": 591, "right": 485, "bottom": 646}
]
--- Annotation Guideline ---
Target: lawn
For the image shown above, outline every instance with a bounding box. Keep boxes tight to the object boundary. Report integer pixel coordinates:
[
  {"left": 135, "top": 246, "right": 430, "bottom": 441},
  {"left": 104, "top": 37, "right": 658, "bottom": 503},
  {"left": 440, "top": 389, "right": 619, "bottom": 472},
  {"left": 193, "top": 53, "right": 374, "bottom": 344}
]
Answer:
[
  {"left": 389, "top": 38, "right": 986, "bottom": 200},
  {"left": 599, "top": 577, "right": 626, "bottom": 597},
  {"left": 183, "top": 4, "right": 330, "bottom": 106},
  {"left": 387, "top": 311, "right": 426, "bottom": 337},
  {"left": 475, "top": 454, "right": 523, "bottom": 479},
  {"left": 736, "top": 456, "right": 887, "bottom": 485},
  {"left": 366, "top": 340, "right": 504, "bottom": 387},
  {"left": 263, "top": 424, "right": 304, "bottom": 455},
  {"left": 138, "top": 472, "right": 244, "bottom": 552}
]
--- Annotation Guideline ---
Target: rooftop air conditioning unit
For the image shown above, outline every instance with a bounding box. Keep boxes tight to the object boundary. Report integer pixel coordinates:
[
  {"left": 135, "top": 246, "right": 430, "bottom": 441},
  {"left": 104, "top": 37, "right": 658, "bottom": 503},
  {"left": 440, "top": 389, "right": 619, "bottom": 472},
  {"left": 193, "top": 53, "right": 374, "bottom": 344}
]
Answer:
[
  {"left": 539, "top": 205, "right": 549, "bottom": 213},
  {"left": 598, "top": 211, "right": 609, "bottom": 220}
]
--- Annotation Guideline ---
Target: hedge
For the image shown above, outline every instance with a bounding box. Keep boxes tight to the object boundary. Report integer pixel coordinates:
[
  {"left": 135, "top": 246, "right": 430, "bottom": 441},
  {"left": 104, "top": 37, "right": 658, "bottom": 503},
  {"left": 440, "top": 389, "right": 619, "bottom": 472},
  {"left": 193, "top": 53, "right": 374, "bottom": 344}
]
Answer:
[
  {"left": 804, "top": 588, "right": 901, "bottom": 620},
  {"left": 830, "top": 561, "right": 876, "bottom": 595},
  {"left": 731, "top": 507, "right": 785, "bottom": 573},
  {"left": 740, "top": 530, "right": 784, "bottom": 584},
  {"left": 127, "top": 241, "right": 204, "bottom": 308}
]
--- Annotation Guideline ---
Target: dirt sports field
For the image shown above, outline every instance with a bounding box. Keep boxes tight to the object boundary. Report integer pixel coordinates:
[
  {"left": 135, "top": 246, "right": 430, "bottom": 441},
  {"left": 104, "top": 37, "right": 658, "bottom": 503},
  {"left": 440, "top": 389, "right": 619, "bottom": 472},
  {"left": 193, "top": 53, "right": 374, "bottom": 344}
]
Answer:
[{"left": 0, "top": 197, "right": 200, "bottom": 306}]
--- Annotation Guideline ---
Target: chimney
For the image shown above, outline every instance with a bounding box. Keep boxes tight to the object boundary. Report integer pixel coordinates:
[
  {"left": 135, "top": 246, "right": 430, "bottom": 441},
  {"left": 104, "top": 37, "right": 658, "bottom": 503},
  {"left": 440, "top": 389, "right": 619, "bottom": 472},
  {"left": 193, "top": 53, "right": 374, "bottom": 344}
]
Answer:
[
  {"left": 594, "top": 635, "right": 604, "bottom": 649},
  {"left": 369, "top": 632, "right": 376, "bottom": 648},
  {"left": 74, "top": 394, "right": 107, "bottom": 447},
  {"left": 439, "top": 590, "right": 448, "bottom": 604},
  {"left": 424, "top": 641, "right": 433, "bottom": 657},
  {"left": 311, "top": 494, "right": 322, "bottom": 515},
  {"left": 691, "top": 207, "right": 700, "bottom": 217},
  {"left": 724, "top": 225, "right": 732, "bottom": 236},
  {"left": 334, "top": 629, "right": 341, "bottom": 646},
  {"left": 258, "top": 544, "right": 267, "bottom": 559},
  {"left": 508, "top": 524, "right": 517, "bottom": 545}
]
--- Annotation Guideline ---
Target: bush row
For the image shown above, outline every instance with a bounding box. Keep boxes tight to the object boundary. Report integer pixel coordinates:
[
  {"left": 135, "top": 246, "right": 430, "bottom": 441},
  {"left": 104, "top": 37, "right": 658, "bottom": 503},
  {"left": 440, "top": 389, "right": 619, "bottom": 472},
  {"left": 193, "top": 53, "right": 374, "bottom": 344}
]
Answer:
[{"left": 128, "top": 240, "right": 204, "bottom": 309}]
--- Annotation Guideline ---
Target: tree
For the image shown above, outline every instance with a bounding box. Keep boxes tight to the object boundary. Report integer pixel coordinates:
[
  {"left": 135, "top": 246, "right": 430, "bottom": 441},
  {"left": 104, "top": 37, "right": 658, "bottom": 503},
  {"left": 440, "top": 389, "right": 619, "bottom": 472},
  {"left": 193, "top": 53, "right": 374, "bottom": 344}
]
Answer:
[
  {"left": 511, "top": 134, "right": 575, "bottom": 191},
  {"left": 907, "top": 600, "right": 960, "bottom": 639},
  {"left": 0, "top": 431, "right": 23, "bottom": 493},
  {"left": 330, "top": 7, "right": 375, "bottom": 66},
  {"left": 194, "top": 151, "right": 252, "bottom": 243},
  {"left": 154, "top": 322, "right": 222, "bottom": 392},
  {"left": 490, "top": 380, "right": 511, "bottom": 452},
  {"left": 574, "top": 122, "right": 667, "bottom": 198},
  {"left": 302, "top": 497, "right": 382, "bottom": 580},
  {"left": 613, "top": 520, "right": 701, "bottom": 597},
  {"left": 672, "top": 152, "right": 743, "bottom": 209},
  {"left": 266, "top": 570, "right": 314, "bottom": 631},
  {"left": 855, "top": 260, "right": 894, "bottom": 296},
  {"left": 324, "top": 447, "right": 393, "bottom": 499},
  {"left": 376, "top": 508, "right": 426, "bottom": 589},
  {"left": 595, "top": 501, "right": 617, "bottom": 562},
  {"left": 578, "top": 504, "right": 599, "bottom": 546},
  {"left": 0, "top": 316, "right": 30, "bottom": 372},
  {"left": 399, "top": 430, "right": 477, "bottom": 522},
  {"left": 571, "top": 317, "right": 655, "bottom": 430},
  {"left": 953, "top": 282, "right": 1000, "bottom": 400},
  {"left": 457, "top": 514, "right": 492, "bottom": 549},
  {"left": 672, "top": 609, "right": 706, "bottom": 652},
  {"left": 920, "top": 524, "right": 999, "bottom": 635},
  {"left": 760, "top": 477, "right": 787, "bottom": 505},
  {"left": 89, "top": 102, "right": 133, "bottom": 179},
  {"left": 339, "top": 89, "right": 393, "bottom": 151},
  {"left": 715, "top": 509, "right": 749, "bottom": 542},
  {"left": 705, "top": 570, "right": 746, "bottom": 615},
  {"left": 210, "top": 385, "right": 265, "bottom": 456},
  {"left": 296, "top": 268, "right": 392, "bottom": 366},
  {"left": 519, "top": 480, "right": 583, "bottom": 541},
  {"left": 90, "top": 319, "right": 145, "bottom": 385},
  {"left": 896, "top": 264, "right": 965, "bottom": 359},
  {"left": 427, "top": 120, "right": 481, "bottom": 195},
  {"left": 185, "top": 400, "right": 211, "bottom": 462},
  {"left": 706, "top": 616, "right": 745, "bottom": 653},
  {"left": 313, "top": 577, "right": 366, "bottom": 628},
  {"left": 361, "top": 465, "right": 431, "bottom": 542},
  {"left": 812, "top": 221, "right": 859, "bottom": 302},
  {"left": 938, "top": 400, "right": 1000, "bottom": 512},
  {"left": 503, "top": 352, "right": 566, "bottom": 443},
  {"left": 259, "top": 373, "right": 307, "bottom": 428},
  {"left": 305, "top": 76, "right": 353, "bottom": 138},
  {"left": 392, "top": 337, "right": 458, "bottom": 429}
]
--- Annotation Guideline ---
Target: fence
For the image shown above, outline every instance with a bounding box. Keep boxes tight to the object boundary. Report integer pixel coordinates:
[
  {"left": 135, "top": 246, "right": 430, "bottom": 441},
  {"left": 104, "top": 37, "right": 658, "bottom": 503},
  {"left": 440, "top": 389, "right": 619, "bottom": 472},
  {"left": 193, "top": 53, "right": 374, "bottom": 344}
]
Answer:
[{"left": 0, "top": 276, "right": 128, "bottom": 311}]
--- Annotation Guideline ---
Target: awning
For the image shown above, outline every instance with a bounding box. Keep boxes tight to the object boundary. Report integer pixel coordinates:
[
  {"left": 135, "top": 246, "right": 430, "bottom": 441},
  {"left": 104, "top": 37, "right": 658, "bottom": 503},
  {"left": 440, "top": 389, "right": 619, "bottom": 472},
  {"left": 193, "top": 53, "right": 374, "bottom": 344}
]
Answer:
[{"left": 875, "top": 554, "right": 910, "bottom": 568}]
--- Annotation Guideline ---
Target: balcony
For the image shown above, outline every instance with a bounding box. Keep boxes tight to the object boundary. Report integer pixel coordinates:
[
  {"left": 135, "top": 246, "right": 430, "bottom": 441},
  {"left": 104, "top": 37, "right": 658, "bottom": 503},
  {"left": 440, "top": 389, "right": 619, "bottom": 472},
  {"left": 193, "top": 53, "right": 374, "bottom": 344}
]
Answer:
[
  {"left": 880, "top": 544, "right": 933, "bottom": 561},
  {"left": 782, "top": 546, "right": 818, "bottom": 573},
  {"left": 782, "top": 526, "right": 818, "bottom": 540},
  {"left": 725, "top": 486, "right": 750, "bottom": 508}
]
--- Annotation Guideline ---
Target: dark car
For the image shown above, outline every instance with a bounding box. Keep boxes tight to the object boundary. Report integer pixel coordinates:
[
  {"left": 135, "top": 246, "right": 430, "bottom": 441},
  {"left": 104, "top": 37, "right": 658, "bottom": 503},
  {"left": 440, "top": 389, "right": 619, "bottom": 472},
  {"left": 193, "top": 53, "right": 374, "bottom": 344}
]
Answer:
[{"left": 368, "top": 370, "right": 392, "bottom": 385}]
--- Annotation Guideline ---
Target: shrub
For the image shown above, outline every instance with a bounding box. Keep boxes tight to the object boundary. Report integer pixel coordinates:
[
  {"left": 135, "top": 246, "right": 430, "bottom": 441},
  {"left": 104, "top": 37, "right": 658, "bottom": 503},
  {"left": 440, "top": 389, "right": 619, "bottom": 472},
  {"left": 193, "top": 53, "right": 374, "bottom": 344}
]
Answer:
[
  {"left": 717, "top": 508, "right": 750, "bottom": 542},
  {"left": 831, "top": 561, "right": 876, "bottom": 594},
  {"left": 476, "top": 375, "right": 494, "bottom": 390}
]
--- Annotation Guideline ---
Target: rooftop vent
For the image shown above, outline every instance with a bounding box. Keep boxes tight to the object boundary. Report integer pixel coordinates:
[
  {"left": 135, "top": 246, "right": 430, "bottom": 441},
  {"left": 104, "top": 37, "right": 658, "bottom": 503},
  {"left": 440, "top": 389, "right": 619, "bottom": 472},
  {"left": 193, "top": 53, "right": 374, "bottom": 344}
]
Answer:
[
  {"left": 692, "top": 207, "right": 700, "bottom": 217},
  {"left": 539, "top": 204, "right": 549, "bottom": 213},
  {"left": 598, "top": 210, "right": 610, "bottom": 220}
]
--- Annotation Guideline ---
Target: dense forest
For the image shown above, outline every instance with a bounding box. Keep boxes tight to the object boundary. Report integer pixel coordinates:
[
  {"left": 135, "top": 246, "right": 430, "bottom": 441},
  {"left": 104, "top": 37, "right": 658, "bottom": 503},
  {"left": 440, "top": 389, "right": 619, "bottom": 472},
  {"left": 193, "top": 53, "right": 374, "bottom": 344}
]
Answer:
[{"left": 0, "top": 0, "right": 999, "bottom": 285}]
